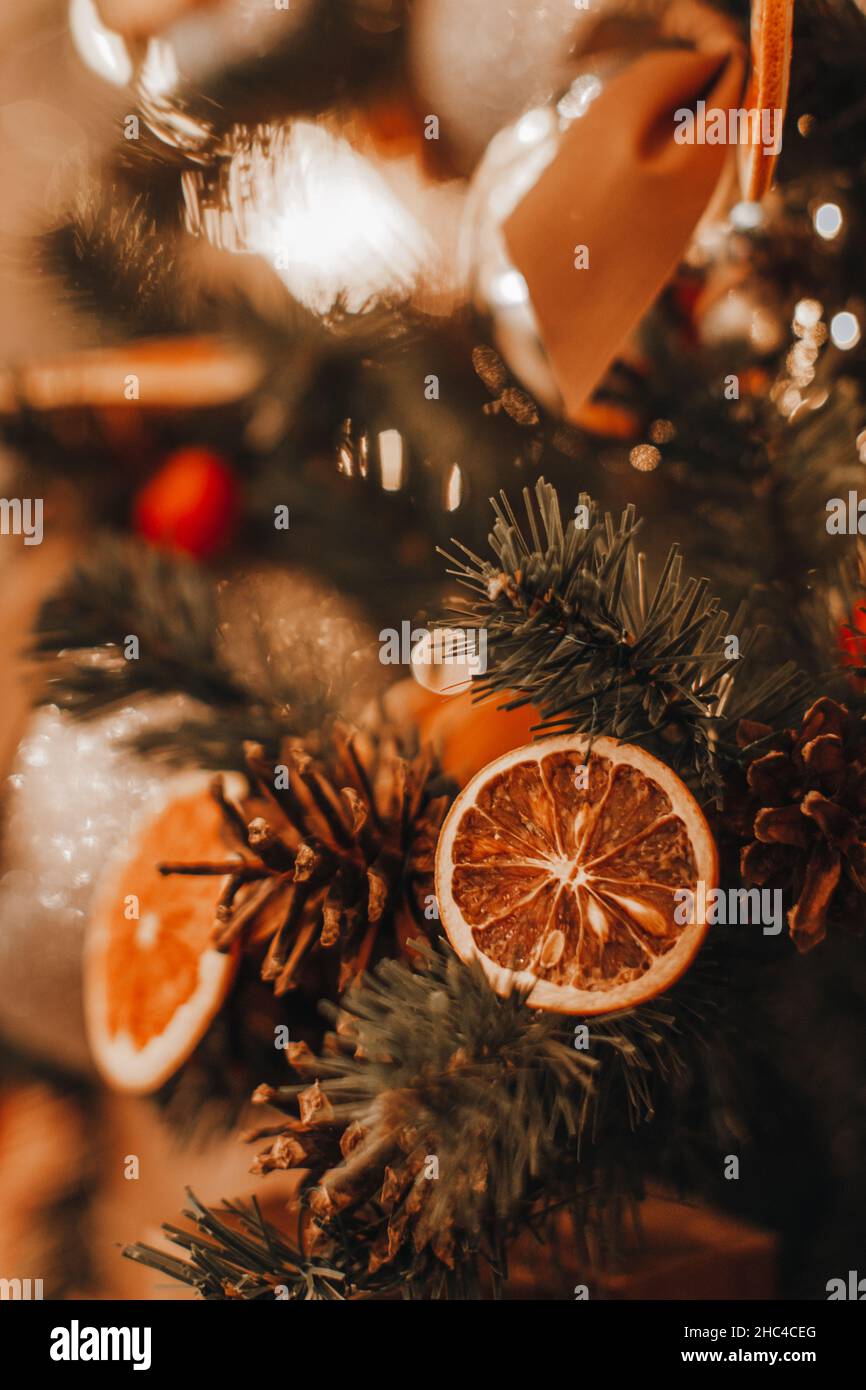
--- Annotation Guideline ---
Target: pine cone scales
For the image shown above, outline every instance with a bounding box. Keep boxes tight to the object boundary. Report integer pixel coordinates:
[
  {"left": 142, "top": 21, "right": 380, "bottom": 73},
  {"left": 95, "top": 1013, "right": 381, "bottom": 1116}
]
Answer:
[
  {"left": 245, "top": 1045, "right": 480, "bottom": 1279},
  {"left": 737, "top": 698, "right": 866, "bottom": 952},
  {"left": 161, "top": 722, "right": 451, "bottom": 994}
]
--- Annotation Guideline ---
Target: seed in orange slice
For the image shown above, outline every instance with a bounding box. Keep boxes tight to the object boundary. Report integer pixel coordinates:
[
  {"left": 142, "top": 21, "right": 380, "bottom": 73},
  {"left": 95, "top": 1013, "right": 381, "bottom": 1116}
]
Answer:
[
  {"left": 435, "top": 736, "right": 718, "bottom": 1014},
  {"left": 85, "top": 772, "right": 244, "bottom": 1094}
]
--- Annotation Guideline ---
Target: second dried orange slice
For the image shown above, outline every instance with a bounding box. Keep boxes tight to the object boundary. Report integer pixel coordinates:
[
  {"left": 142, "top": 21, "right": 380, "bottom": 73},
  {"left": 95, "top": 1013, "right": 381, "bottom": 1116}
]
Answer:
[
  {"left": 435, "top": 736, "right": 717, "bottom": 1014},
  {"left": 85, "top": 772, "right": 243, "bottom": 1094}
]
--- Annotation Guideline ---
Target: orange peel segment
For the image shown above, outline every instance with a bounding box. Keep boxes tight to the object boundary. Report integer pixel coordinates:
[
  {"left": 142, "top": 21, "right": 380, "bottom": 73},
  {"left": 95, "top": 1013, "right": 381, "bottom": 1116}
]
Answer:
[
  {"left": 435, "top": 735, "right": 718, "bottom": 1014},
  {"left": 738, "top": 0, "right": 794, "bottom": 201},
  {"left": 85, "top": 772, "right": 243, "bottom": 1094}
]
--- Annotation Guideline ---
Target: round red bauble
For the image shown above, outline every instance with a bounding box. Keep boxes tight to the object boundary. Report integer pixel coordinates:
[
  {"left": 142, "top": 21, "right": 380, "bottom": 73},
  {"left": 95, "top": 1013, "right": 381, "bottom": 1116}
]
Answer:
[
  {"left": 133, "top": 447, "right": 240, "bottom": 559},
  {"left": 839, "top": 601, "right": 866, "bottom": 683}
]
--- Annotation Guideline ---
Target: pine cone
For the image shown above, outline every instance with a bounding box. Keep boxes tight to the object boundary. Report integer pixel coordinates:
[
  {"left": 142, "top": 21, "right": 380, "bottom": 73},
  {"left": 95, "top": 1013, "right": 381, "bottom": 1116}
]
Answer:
[
  {"left": 160, "top": 721, "right": 451, "bottom": 995},
  {"left": 735, "top": 698, "right": 866, "bottom": 952},
  {"left": 241, "top": 943, "right": 598, "bottom": 1293},
  {"left": 244, "top": 1041, "right": 477, "bottom": 1282}
]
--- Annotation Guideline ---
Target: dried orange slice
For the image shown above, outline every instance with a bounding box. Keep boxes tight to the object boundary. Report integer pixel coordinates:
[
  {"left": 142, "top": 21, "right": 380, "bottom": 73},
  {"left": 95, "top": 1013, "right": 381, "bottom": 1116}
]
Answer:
[
  {"left": 85, "top": 773, "right": 243, "bottom": 1094},
  {"left": 435, "top": 736, "right": 717, "bottom": 1014},
  {"left": 738, "top": 0, "right": 794, "bottom": 201}
]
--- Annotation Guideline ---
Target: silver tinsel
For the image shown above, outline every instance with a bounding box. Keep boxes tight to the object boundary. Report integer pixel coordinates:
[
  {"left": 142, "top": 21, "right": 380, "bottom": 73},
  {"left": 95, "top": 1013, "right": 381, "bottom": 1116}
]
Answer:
[{"left": 0, "top": 699, "right": 195, "bottom": 1074}]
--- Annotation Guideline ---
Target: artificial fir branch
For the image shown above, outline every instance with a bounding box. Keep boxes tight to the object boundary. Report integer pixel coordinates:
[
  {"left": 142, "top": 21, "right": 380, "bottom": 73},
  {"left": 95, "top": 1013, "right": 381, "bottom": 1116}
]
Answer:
[
  {"left": 122, "top": 1190, "right": 348, "bottom": 1300},
  {"left": 126, "top": 940, "right": 744, "bottom": 1300},
  {"left": 639, "top": 307, "right": 865, "bottom": 610},
  {"left": 34, "top": 536, "right": 231, "bottom": 705},
  {"left": 41, "top": 189, "right": 187, "bottom": 340},
  {"left": 30, "top": 536, "right": 351, "bottom": 767},
  {"left": 438, "top": 479, "right": 811, "bottom": 789}
]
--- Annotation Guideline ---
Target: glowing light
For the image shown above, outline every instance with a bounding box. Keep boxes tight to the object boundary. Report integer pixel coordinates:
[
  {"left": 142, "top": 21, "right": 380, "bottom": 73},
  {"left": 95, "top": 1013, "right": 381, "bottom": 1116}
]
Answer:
[
  {"left": 830, "top": 311, "right": 861, "bottom": 350},
  {"left": 202, "top": 122, "right": 436, "bottom": 316},
  {"left": 629, "top": 444, "right": 660, "bottom": 472},
  {"left": 515, "top": 110, "right": 549, "bottom": 145},
  {"left": 557, "top": 74, "right": 603, "bottom": 122},
  {"left": 139, "top": 38, "right": 181, "bottom": 98},
  {"left": 813, "top": 202, "right": 843, "bottom": 241},
  {"left": 649, "top": 419, "right": 675, "bottom": 445},
  {"left": 378, "top": 430, "right": 404, "bottom": 492},
  {"left": 491, "top": 268, "right": 529, "bottom": 307},
  {"left": 787, "top": 339, "right": 818, "bottom": 388},
  {"left": 750, "top": 307, "right": 783, "bottom": 354},
  {"left": 794, "top": 298, "right": 823, "bottom": 330},
  {"left": 69, "top": 0, "right": 132, "bottom": 86},
  {"left": 445, "top": 464, "right": 463, "bottom": 511},
  {"left": 730, "top": 201, "right": 763, "bottom": 231}
]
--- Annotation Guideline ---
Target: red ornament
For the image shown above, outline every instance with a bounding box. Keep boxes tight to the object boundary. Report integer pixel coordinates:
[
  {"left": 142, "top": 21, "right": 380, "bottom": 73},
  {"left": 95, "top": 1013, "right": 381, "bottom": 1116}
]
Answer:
[
  {"left": 133, "top": 447, "right": 239, "bottom": 559},
  {"left": 838, "top": 601, "right": 866, "bottom": 684}
]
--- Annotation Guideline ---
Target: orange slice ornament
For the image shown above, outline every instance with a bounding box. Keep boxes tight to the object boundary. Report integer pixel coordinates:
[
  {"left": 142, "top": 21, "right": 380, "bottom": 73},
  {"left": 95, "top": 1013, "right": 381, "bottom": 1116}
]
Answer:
[
  {"left": 435, "top": 736, "right": 718, "bottom": 1015},
  {"left": 738, "top": 0, "right": 794, "bottom": 201},
  {"left": 85, "top": 772, "right": 244, "bottom": 1094}
]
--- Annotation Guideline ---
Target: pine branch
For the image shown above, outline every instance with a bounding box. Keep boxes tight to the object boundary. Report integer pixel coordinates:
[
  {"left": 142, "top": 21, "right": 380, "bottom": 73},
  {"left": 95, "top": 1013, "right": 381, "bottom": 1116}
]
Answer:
[
  {"left": 641, "top": 302, "right": 864, "bottom": 593},
  {"left": 127, "top": 934, "right": 749, "bottom": 1300},
  {"left": 122, "top": 1190, "right": 348, "bottom": 1300},
  {"left": 437, "top": 479, "right": 810, "bottom": 790},
  {"left": 30, "top": 536, "right": 352, "bottom": 767},
  {"left": 41, "top": 188, "right": 186, "bottom": 341}
]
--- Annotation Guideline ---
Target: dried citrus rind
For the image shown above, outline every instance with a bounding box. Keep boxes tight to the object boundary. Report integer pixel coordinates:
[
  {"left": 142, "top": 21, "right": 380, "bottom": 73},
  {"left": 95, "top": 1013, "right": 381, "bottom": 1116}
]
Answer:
[
  {"left": 738, "top": 0, "right": 794, "bottom": 201},
  {"left": 85, "top": 772, "right": 243, "bottom": 1093},
  {"left": 436, "top": 736, "right": 717, "bottom": 1014}
]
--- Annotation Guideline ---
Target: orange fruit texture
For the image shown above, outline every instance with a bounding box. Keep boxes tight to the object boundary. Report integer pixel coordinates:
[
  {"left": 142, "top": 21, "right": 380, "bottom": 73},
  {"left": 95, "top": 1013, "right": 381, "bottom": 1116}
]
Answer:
[
  {"left": 85, "top": 773, "right": 242, "bottom": 1094},
  {"left": 384, "top": 679, "right": 539, "bottom": 786},
  {"left": 436, "top": 735, "right": 718, "bottom": 1014}
]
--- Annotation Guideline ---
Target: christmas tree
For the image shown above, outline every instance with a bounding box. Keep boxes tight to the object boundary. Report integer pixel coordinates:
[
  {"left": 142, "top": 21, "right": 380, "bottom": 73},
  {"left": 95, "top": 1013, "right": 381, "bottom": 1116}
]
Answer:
[{"left": 1, "top": 0, "right": 865, "bottom": 1305}]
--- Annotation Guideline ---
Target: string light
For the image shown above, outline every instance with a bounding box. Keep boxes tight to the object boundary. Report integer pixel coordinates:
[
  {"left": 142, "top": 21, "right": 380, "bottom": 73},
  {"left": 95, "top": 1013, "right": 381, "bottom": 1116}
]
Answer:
[
  {"left": 629, "top": 444, "right": 661, "bottom": 472},
  {"left": 774, "top": 300, "right": 828, "bottom": 417},
  {"left": 730, "top": 201, "right": 763, "bottom": 231},
  {"left": 830, "top": 311, "right": 861, "bottom": 350},
  {"left": 794, "top": 299, "right": 823, "bottom": 331},
  {"left": 813, "top": 202, "right": 843, "bottom": 241},
  {"left": 491, "top": 269, "right": 530, "bottom": 307},
  {"left": 444, "top": 464, "right": 463, "bottom": 511},
  {"left": 188, "top": 121, "right": 436, "bottom": 316},
  {"left": 649, "top": 419, "right": 675, "bottom": 445},
  {"left": 378, "top": 429, "right": 405, "bottom": 491}
]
